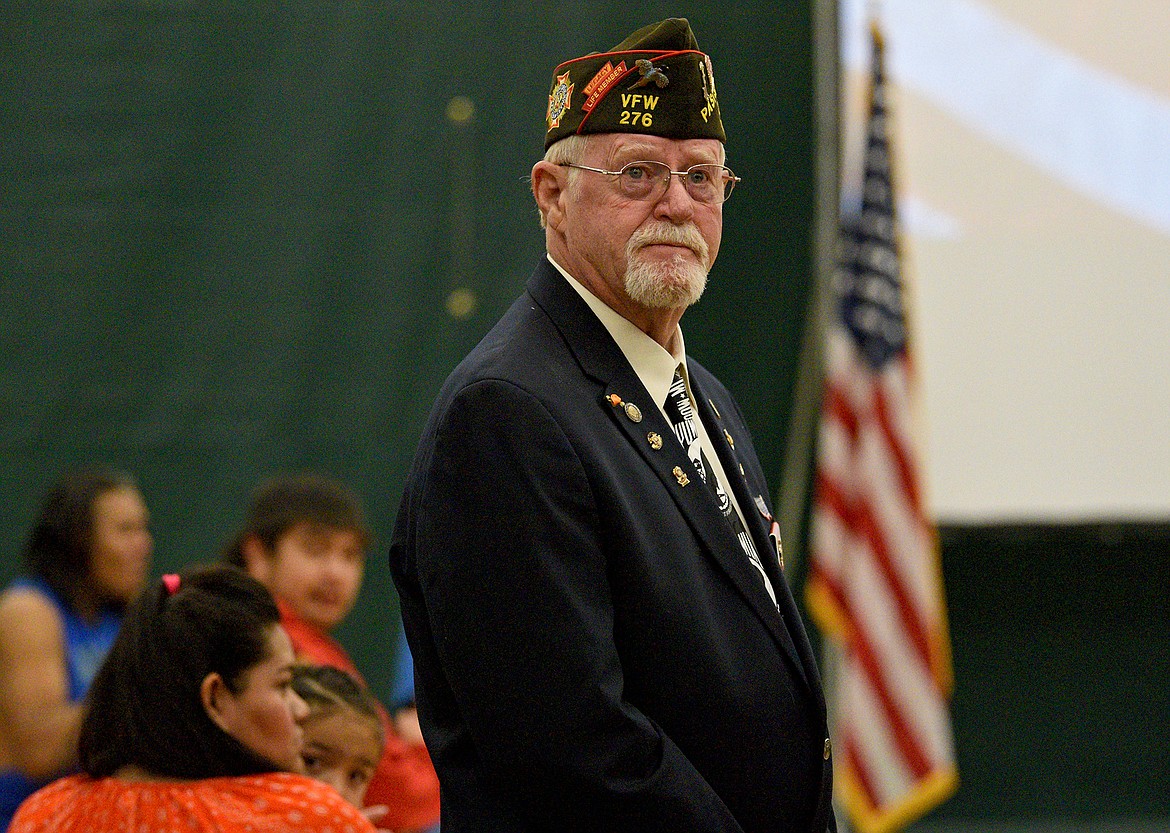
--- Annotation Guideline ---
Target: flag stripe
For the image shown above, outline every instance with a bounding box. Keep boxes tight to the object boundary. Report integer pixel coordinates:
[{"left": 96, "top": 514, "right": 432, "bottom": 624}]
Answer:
[
  {"left": 809, "top": 546, "right": 933, "bottom": 779},
  {"left": 872, "top": 383, "right": 924, "bottom": 520},
  {"left": 815, "top": 406, "right": 938, "bottom": 680},
  {"left": 853, "top": 489, "right": 934, "bottom": 674},
  {"left": 844, "top": 730, "right": 881, "bottom": 810}
]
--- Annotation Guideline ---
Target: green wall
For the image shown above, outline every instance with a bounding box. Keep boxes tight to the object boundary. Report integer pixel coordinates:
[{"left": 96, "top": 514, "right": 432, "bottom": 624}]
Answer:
[{"left": 932, "top": 523, "right": 1169, "bottom": 822}]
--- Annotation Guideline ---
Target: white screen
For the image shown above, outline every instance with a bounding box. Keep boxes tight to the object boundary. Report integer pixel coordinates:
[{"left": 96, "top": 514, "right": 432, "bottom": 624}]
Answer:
[{"left": 838, "top": 0, "right": 1170, "bottom": 522}]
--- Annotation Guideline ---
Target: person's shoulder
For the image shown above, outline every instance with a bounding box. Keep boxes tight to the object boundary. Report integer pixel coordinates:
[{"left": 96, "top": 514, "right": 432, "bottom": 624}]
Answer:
[
  {"left": 0, "top": 581, "right": 49, "bottom": 609},
  {"left": 224, "top": 772, "right": 378, "bottom": 831},
  {"left": 25, "top": 772, "right": 89, "bottom": 799},
  {"left": 447, "top": 261, "right": 582, "bottom": 375},
  {"left": 7, "top": 775, "right": 90, "bottom": 832},
  {"left": 435, "top": 321, "right": 573, "bottom": 419},
  {"left": 0, "top": 584, "right": 64, "bottom": 650},
  {"left": 457, "top": 295, "right": 562, "bottom": 375}
]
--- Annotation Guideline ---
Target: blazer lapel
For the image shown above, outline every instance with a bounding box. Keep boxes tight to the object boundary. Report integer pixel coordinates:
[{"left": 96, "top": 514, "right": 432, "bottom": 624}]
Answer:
[
  {"left": 602, "top": 375, "right": 804, "bottom": 664},
  {"left": 525, "top": 261, "right": 801, "bottom": 661},
  {"left": 691, "top": 377, "right": 822, "bottom": 698}
]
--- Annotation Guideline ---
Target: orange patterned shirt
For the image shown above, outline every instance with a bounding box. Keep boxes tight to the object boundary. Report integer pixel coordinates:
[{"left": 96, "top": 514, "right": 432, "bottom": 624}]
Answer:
[{"left": 9, "top": 772, "right": 376, "bottom": 833}]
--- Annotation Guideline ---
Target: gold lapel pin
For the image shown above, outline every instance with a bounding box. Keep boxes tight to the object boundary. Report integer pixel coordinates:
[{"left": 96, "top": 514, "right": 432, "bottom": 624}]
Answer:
[
  {"left": 723, "top": 429, "right": 734, "bottom": 448},
  {"left": 647, "top": 431, "right": 663, "bottom": 450},
  {"left": 672, "top": 466, "right": 690, "bottom": 487},
  {"left": 708, "top": 399, "right": 721, "bottom": 419},
  {"left": 623, "top": 402, "right": 643, "bottom": 423}
]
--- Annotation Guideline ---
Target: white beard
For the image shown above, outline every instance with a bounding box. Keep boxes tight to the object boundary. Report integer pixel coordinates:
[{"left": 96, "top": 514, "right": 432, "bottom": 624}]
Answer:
[{"left": 622, "top": 222, "right": 710, "bottom": 309}]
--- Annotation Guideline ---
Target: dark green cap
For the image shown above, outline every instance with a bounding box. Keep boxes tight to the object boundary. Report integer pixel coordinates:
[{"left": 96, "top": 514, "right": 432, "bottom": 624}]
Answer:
[{"left": 544, "top": 18, "right": 725, "bottom": 149}]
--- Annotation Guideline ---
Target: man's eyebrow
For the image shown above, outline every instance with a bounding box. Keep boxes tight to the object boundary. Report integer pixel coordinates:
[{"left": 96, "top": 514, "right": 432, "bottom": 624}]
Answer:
[
  {"left": 610, "top": 144, "right": 721, "bottom": 167},
  {"left": 609, "top": 143, "right": 660, "bottom": 163}
]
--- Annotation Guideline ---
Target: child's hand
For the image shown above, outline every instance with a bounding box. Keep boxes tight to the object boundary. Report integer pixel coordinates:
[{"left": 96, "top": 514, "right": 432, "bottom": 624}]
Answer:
[
  {"left": 392, "top": 705, "right": 425, "bottom": 746},
  {"left": 362, "top": 804, "right": 392, "bottom": 830}
]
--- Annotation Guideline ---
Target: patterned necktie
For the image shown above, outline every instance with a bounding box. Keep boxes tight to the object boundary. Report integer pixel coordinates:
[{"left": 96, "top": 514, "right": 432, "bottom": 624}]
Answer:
[{"left": 663, "top": 368, "right": 777, "bottom": 606}]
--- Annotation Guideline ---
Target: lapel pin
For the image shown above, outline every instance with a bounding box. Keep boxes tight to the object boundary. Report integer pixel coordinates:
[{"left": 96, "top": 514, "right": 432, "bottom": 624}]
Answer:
[
  {"left": 607, "top": 393, "right": 623, "bottom": 408},
  {"left": 647, "top": 431, "right": 663, "bottom": 450},
  {"left": 768, "top": 519, "right": 785, "bottom": 571},
  {"left": 708, "top": 399, "right": 721, "bottom": 419},
  {"left": 623, "top": 402, "right": 643, "bottom": 423},
  {"left": 723, "top": 429, "right": 734, "bottom": 448},
  {"left": 672, "top": 466, "right": 690, "bottom": 487}
]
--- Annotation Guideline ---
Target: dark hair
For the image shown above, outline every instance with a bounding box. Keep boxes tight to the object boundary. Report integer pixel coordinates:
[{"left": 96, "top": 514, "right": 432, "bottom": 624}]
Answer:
[
  {"left": 79, "top": 565, "right": 285, "bottom": 779},
  {"left": 222, "top": 473, "right": 370, "bottom": 568},
  {"left": 292, "top": 664, "right": 383, "bottom": 744},
  {"left": 22, "top": 468, "right": 140, "bottom": 613}
]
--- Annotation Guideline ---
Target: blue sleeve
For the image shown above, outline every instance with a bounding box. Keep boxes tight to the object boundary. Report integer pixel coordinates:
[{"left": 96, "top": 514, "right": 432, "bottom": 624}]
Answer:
[{"left": 389, "top": 625, "right": 416, "bottom": 710}]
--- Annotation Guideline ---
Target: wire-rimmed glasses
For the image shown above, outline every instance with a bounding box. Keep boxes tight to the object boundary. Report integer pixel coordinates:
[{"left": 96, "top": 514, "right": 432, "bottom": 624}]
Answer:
[{"left": 560, "top": 160, "right": 741, "bottom": 205}]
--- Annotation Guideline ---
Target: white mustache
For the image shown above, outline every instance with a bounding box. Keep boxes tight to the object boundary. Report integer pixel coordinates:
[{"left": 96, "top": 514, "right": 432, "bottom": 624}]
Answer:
[{"left": 628, "top": 223, "right": 708, "bottom": 261}]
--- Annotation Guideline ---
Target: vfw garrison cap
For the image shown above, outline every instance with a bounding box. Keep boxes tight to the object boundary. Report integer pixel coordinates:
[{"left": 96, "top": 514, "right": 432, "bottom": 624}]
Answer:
[{"left": 544, "top": 17, "right": 725, "bottom": 149}]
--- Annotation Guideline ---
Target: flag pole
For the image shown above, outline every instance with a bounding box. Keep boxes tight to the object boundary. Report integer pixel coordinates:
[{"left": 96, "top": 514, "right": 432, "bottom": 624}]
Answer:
[{"left": 777, "top": 0, "right": 841, "bottom": 579}]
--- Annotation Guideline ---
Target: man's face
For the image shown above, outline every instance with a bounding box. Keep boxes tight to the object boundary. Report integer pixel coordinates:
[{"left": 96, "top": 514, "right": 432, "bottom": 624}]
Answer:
[{"left": 559, "top": 133, "right": 724, "bottom": 316}]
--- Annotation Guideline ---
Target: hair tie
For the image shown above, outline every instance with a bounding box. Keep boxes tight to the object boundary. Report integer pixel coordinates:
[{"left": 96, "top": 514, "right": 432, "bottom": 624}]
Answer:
[{"left": 162, "top": 574, "right": 181, "bottom": 596}]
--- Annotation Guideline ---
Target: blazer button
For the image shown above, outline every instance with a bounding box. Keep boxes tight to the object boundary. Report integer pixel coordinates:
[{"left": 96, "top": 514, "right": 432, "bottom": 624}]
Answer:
[{"left": 823, "top": 737, "right": 832, "bottom": 760}]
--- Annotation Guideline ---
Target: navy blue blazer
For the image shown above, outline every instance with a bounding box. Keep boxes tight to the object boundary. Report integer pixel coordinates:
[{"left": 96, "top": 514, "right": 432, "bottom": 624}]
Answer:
[{"left": 390, "top": 258, "right": 835, "bottom": 832}]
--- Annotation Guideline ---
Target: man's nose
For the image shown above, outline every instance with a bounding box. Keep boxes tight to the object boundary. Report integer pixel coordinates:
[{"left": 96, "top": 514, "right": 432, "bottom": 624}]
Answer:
[{"left": 652, "top": 172, "right": 696, "bottom": 222}]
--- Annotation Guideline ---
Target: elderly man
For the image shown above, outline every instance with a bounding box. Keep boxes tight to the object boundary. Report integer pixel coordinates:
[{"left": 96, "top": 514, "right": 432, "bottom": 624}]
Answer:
[{"left": 390, "top": 18, "right": 835, "bottom": 833}]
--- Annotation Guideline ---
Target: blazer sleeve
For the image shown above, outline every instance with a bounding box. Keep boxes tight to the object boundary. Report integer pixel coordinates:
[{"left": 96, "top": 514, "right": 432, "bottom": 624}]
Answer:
[{"left": 410, "top": 377, "right": 745, "bottom": 832}]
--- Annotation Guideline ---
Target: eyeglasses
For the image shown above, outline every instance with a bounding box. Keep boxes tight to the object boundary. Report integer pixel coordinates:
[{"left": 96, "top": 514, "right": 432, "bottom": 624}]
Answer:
[{"left": 560, "top": 160, "right": 741, "bottom": 205}]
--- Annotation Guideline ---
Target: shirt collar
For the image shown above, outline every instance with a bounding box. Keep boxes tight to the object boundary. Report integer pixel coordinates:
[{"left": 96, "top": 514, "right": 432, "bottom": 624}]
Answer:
[{"left": 547, "top": 254, "right": 685, "bottom": 412}]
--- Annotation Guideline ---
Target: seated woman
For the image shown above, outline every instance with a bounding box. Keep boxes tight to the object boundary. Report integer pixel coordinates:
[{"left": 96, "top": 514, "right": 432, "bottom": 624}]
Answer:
[
  {"left": 0, "top": 469, "right": 153, "bottom": 831},
  {"left": 8, "top": 566, "right": 375, "bottom": 833}
]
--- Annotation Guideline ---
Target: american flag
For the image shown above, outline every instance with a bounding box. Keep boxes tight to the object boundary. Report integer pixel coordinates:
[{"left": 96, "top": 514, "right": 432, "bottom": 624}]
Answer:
[{"left": 806, "top": 24, "right": 958, "bottom": 833}]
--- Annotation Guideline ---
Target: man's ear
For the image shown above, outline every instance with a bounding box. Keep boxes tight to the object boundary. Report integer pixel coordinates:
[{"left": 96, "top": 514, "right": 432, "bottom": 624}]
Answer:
[
  {"left": 531, "top": 160, "right": 569, "bottom": 230},
  {"left": 240, "top": 535, "right": 272, "bottom": 584},
  {"left": 200, "top": 672, "right": 233, "bottom": 733}
]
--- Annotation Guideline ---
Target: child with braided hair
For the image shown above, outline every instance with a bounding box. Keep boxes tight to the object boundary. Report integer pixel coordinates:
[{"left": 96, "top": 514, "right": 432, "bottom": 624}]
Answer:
[{"left": 292, "top": 664, "right": 384, "bottom": 812}]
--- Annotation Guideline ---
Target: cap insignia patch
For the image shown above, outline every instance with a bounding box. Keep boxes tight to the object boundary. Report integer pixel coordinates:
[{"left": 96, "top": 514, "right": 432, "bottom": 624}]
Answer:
[
  {"left": 699, "top": 55, "right": 719, "bottom": 123},
  {"left": 583, "top": 60, "right": 627, "bottom": 113},
  {"left": 547, "top": 71, "right": 574, "bottom": 131}
]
